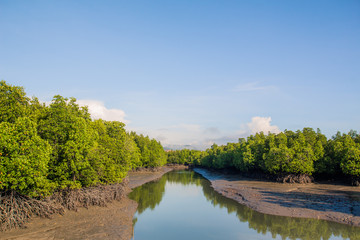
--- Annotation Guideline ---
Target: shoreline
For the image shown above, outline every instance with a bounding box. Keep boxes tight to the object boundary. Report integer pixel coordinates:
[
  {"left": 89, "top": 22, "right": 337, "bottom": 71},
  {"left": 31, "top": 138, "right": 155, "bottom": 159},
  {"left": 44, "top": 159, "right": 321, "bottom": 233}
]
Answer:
[
  {"left": 0, "top": 167, "right": 174, "bottom": 240},
  {"left": 3, "top": 165, "right": 359, "bottom": 239},
  {"left": 193, "top": 167, "right": 360, "bottom": 227}
]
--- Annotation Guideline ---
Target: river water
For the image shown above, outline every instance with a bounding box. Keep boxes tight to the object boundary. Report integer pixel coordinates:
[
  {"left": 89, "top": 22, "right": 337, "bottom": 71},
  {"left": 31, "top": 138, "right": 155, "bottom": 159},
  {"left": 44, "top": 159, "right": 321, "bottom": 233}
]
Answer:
[{"left": 129, "top": 170, "right": 359, "bottom": 240}]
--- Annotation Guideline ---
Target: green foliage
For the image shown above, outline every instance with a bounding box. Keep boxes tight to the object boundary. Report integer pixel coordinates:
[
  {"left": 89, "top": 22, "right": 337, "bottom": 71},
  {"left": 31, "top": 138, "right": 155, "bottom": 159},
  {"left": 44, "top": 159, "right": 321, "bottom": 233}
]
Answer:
[
  {"left": 0, "top": 81, "right": 168, "bottom": 198},
  {"left": 87, "top": 120, "right": 141, "bottom": 184},
  {"left": 317, "top": 131, "right": 360, "bottom": 178},
  {"left": 341, "top": 145, "right": 360, "bottom": 176},
  {"left": 1, "top": 80, "right": 360, "bottom": 200},
  {"left": 28, "top": 97, "right": 47, "bottom": 122},
  {"left": 171, "top": 129, "right": 359, "bottom": 181},
  {"left": 194, "top": 128, "right": 360, "bottom": 181},
  {"left": 239, "top": 141, "right": 256, "bottom": 171},
  {"left": 0, "top": 117, "right": 53, "bottom": 197},
  {"left": 37, "top": 96, "right": 96, "bottom": 189},
  {"left": 132, "top": 133, "right": 166, "bottom": 168},
  {"left": 335, "top": 132, "right": 360, "bottom": 177},
  {"left": 166, "top": 149, "right": 207, "bottom": 166},
  {"left": 0, "top": 80, "right": 29, "bottom": 123},
  {"left": 264, "top": 131, "right": 318, "bottom": 175},
  {"left": 264, "top": 144, "right": 294, "bottom": 174}
]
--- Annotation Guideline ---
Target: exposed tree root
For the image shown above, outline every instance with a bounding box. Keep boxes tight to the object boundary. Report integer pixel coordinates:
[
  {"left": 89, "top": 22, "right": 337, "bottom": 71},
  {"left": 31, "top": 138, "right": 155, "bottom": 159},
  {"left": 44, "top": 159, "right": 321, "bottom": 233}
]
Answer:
[
  {"left": 0, "top": 178, "right": 129, "bottom": 231},
  {"left": 0, "top": 191, "right": 64, "bottom": 231},
  {"left": 51, "top": 178, "right": 129, "bottom": 211},
  {"left": 276, "top": 174, "right": 314, "bottom": 184},
  {"left": 351, "top": 176, "right": 360, "bottom": 186}
]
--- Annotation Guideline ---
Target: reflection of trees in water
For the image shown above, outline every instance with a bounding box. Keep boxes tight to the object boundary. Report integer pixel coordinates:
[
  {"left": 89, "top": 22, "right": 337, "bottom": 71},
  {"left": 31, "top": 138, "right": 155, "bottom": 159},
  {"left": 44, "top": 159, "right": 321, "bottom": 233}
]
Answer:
[
  {"left": 165, "top": 170, "right": 202, "bottom": 186},
  {"left": 129, "top": 170, "right": 360, "bottom": 240},
  {"left": 201, "top": 177, "right": 360, "bottom": 240},
  {"left": 129, "top": 176, "right": 167, "bottom": 214},
  {"left": 129, "top": 171, "right": 200, "bottom": 214}
]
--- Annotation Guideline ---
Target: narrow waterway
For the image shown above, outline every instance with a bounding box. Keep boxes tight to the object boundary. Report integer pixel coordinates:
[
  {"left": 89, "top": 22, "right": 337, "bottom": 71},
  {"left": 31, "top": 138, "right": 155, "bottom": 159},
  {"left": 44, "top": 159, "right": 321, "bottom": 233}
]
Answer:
[{"left": 129, "top": 170, "right": 359, "bottom": 240}]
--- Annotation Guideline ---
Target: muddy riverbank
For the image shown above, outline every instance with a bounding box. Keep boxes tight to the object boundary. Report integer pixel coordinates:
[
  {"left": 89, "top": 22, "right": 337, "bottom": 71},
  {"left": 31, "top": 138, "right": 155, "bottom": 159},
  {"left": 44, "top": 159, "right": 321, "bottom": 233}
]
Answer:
[
  {"left": 3, "top": 166, "right": 359, "bottom": 239},
  {"left": 194, "top": 168, "right": 360, "bottom": 227},
  {"left": 0, "top": 167, "right": 173, "bottom": 240}
]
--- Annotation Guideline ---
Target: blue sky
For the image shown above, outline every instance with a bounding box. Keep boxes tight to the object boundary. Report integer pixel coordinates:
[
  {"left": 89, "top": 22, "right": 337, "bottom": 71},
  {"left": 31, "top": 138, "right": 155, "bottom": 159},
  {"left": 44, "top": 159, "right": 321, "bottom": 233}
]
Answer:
[{"left": 1, "top": 0, "right": 359, "bottom": 149}]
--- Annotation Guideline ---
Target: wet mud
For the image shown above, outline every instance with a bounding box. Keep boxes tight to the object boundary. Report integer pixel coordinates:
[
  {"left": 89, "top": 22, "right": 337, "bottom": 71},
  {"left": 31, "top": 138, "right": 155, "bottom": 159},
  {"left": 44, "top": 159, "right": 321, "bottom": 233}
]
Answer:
[
  {"left": 0, "top": 167, "right": 173, "bottom": 240},
  {"left": 4, "top": 166, "right": 358, "bottom": 240},
  {"left": 194, "top": 168, "right": 360, "bottom": 227}
]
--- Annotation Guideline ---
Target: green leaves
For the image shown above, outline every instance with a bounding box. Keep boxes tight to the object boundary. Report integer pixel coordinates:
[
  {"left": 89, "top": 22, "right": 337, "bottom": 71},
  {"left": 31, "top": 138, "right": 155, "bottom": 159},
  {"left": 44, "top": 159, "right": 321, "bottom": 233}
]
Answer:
[
  {"left": 87, "top": 120, "right": 139, "bottom": 184},
  {"left": 132, "top": 133, "right": 166, "bottom": 168},
  {"left": 341, "top": 145, "right": 360, "bottom": 176},
  {"left": 3, "top": 80, "right": 359, "bottom": 197},
  {"left": 197, "top": 128, "right": 342, "bottom": 177},
  {"left": 0, "top": 117, "right": 53, "bottom": 197},
  {"left": 336, "top": 134, "right": 360, "bottom": 177},
  {"left": 0, "top": 81, "right": 168, "bottom": 198},
  {"left": 0, "top": 80, "right": 30, "bottom": 123},
  {"left": 37, "top": 96, "right": 98, "bottom": 188}
]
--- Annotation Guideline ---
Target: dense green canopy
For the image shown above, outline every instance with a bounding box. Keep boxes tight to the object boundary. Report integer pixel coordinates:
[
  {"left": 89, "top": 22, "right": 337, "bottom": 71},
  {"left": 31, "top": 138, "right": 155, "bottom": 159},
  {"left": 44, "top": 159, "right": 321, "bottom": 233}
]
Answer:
[
  {"left": 0, "top": 81, "right": 167, "bottom": 197},
  {"left": 1, "top": 80, "right": 359, "bottom": 198},
  {"left": 167, "top": 128, "right": 360, "bottom": 183}
]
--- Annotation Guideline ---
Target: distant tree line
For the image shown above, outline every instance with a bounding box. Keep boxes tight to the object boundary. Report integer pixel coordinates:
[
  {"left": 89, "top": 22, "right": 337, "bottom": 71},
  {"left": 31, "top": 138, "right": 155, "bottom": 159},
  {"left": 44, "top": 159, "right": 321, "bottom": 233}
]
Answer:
[
  {"left": 0, "top": 81, "right": 166, "bottom": 198},
  {"left": 167, "top": 128, "right": 360, "bottom": 185},
  {"left": 167, "top": 149, "right": 207, "bottom": 166}
]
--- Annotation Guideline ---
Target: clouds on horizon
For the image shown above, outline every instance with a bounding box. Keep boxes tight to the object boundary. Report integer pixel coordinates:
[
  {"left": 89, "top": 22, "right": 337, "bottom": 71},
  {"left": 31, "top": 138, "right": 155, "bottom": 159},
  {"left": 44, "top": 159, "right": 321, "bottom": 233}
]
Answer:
[
  {"left": 203, "top": 116, "right": 281, "bottom": 148},
  {"left": 131, "top": 116, "right": 281, "bottom": 150},
  {"left": 71, "top": 99, "right": 281, "bottom": 150}
]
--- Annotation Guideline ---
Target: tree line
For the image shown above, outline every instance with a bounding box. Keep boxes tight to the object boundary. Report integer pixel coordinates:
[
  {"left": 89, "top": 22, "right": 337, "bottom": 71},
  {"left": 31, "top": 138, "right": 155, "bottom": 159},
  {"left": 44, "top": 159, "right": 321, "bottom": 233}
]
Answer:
[
  {"left": 0, "top": 81, "right": 166, "bottom": 198},
  {"left": 167, "top": 128, "right": 360, "bottom": 184},
  {"left": 1, "top": 79, "right": 359, "bottom": 201}
]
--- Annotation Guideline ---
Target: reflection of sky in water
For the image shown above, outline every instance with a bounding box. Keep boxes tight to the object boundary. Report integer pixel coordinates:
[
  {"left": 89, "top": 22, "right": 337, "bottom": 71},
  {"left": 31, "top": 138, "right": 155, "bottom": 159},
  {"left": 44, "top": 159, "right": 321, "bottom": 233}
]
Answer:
[
  {"left": 165, "top": 182, "right": 201, "bottom": 197},
  {"left": 131, "top": 171, "right": 356, "bottom": 240}
]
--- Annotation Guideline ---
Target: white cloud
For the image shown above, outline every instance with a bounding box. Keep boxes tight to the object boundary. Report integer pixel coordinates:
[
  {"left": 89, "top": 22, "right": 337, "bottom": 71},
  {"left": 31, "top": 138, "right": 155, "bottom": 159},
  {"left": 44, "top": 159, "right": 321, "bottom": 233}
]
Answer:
[
  {"left": 205, "top": 117, "right": 281, "bottom": 148},
  {"left": 238, "top": 116, "right": 281, "bottom": 136},
  {"left": 77, "top": 100, "right": 129, "bottom": 123}
]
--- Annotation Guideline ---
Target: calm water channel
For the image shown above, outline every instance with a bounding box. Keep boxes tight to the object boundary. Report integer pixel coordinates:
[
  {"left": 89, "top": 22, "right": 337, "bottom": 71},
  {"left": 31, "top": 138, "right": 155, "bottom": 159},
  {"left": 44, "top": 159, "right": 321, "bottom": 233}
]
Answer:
[{"left": 129, "top": 170, "right": 360, "bottom": 240}]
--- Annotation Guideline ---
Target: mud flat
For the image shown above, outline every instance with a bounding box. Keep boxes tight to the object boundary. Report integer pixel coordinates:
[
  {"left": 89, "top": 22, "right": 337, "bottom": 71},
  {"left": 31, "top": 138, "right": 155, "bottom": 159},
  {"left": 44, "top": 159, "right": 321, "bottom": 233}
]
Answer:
[
  {"left": 0, "top": 167, "right": 173, "bottom": 240},
  {"left": 194, "top": 168, "right": 360, "bottom": 227}
]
